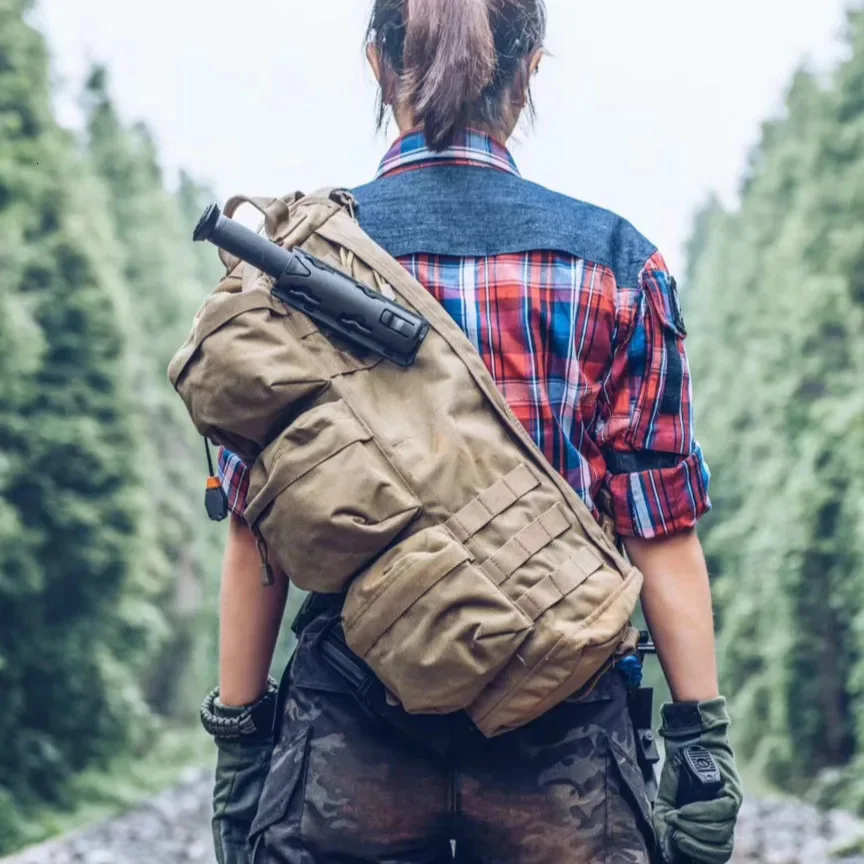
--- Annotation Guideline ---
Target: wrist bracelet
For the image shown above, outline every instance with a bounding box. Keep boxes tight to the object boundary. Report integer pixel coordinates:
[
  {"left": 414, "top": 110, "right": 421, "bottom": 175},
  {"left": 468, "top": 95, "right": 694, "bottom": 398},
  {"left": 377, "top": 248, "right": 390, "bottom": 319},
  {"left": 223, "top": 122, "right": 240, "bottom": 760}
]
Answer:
[{"left": 200, "top": 677, "right": 279, "bottom": 741}]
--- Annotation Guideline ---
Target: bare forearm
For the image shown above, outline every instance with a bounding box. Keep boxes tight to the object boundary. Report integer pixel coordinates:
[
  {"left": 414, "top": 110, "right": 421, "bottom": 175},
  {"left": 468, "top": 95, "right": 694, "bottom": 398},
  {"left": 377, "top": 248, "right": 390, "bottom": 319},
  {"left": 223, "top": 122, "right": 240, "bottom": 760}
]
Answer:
[
  {"left": 219, "top": 515, "right": 289, "bottom": 707},
  {"left": 623, "top": 529, "right": 719, "bottom": 702}
]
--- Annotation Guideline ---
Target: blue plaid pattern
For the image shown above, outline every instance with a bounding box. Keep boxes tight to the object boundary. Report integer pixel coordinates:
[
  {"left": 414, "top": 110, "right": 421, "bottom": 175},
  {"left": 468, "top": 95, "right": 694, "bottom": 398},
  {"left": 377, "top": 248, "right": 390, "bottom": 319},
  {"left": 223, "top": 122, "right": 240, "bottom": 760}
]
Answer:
[{"left": 217, "top": 131, "right": 710, "bottom": 538}]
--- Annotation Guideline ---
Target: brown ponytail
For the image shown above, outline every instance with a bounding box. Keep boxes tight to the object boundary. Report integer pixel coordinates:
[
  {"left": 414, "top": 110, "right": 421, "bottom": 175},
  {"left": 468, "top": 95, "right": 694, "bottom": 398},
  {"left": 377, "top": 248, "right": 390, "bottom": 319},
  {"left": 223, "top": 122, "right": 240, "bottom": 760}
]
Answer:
[
  {"left": 368, "top": 0, "right": 546, "bottom": 151},
  {"left": 403, "top": 0, "right": 496, "bottom": 150}
]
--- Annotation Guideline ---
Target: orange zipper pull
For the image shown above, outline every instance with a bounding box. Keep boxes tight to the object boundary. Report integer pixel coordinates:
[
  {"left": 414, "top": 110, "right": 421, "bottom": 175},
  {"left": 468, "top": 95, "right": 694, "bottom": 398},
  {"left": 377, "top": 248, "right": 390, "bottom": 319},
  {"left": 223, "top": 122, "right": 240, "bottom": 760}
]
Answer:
[
  {"left": 203, "top": 438, "right": 229, "bottom": 522},
  {"left": 205, "top": 476, "right": 229, "bottom": 522}
]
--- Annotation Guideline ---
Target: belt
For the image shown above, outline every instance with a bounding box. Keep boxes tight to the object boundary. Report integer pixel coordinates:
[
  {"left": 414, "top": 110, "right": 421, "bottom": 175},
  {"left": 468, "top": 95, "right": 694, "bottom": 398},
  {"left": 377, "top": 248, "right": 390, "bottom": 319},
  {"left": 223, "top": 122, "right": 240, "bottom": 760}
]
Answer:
[
  {"left": 290, "top": 592, "right": 647, "bottom": 758},
  {"left": 313, "top": 613, "right": 472, "bottom": 757}
]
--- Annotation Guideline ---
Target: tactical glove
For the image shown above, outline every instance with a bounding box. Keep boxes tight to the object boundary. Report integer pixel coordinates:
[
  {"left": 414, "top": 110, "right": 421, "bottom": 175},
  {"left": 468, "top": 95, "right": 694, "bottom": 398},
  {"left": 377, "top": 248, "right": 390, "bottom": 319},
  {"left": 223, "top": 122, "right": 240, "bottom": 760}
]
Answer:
[
  {"left": 654, "top": 698, "right": 743, "bottom": 864},
  {"left": 212, "top": 735, "right": 272, "bottom": 864},
  {"left": 202, "top": 681, "right": 279, "bottom": 864}
]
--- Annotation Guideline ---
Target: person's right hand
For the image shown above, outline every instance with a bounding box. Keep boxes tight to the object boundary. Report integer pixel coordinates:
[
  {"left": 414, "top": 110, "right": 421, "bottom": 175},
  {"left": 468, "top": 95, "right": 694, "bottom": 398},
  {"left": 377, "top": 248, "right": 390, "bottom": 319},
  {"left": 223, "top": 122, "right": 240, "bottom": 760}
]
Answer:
[
  {"left": 212, "top": 736, "right": 273, "bottom": 864},
  {"left": 206, "top": 687, "right": 278, "bottom": 864},
  {"left": 653, "top": 697, "right": 743, "bottom": 864}
]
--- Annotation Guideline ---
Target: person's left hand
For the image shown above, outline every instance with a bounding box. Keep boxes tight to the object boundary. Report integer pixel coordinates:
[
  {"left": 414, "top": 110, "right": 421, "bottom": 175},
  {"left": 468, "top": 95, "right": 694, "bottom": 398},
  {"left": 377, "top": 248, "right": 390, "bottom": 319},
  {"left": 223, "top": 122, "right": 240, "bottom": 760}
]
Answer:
[{"left": 653, "top": 697, "right": 743, "bottom": 864}]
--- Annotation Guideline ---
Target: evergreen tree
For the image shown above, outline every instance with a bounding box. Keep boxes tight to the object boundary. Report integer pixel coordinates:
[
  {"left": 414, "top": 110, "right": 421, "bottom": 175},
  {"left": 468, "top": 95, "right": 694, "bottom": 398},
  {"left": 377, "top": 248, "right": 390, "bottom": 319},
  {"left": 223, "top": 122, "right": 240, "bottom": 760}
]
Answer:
[
  {"left": 686, "top": 9, "right": 864, "bottom": 805},
  {"left": 82, "top": 67, "right": 225, "bottom": 720},
  {"left": 0, "top": 0, "right": 164, "bottom": 845}
]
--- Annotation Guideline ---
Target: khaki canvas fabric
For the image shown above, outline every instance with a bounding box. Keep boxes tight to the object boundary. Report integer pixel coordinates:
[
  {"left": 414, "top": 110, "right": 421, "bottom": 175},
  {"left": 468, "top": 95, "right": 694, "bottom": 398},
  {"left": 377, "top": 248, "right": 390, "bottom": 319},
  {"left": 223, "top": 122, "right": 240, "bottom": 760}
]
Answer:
[{"left": 168, "top": 189, "right": 643, "bottom": 738}]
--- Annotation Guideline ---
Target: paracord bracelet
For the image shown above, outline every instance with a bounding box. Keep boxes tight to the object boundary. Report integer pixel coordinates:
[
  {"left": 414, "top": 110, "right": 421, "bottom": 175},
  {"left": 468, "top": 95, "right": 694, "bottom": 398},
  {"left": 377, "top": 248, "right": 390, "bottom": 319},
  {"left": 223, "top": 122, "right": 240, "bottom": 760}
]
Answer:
[{"left": 200, "top": 677, "right": 279, "bottom": 741}]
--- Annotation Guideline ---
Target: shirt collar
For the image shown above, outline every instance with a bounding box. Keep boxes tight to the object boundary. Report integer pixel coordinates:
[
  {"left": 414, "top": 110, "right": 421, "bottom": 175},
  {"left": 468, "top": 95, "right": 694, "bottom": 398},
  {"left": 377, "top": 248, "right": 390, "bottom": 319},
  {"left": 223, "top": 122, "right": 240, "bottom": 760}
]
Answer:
[{"left": 375, "top": 128, "right": 521, "bottom": 179}]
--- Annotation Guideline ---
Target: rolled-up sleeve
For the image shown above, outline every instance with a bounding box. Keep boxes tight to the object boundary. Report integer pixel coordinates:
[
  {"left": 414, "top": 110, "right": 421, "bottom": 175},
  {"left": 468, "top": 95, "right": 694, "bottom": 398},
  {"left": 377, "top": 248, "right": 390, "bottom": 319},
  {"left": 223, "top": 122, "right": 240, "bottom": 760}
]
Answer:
[
  {"left": 598, "top": 251, "right": 711, "bottom": 538},
  {"left": 217, "top": 447, "right": 251, "bottom": 517}
]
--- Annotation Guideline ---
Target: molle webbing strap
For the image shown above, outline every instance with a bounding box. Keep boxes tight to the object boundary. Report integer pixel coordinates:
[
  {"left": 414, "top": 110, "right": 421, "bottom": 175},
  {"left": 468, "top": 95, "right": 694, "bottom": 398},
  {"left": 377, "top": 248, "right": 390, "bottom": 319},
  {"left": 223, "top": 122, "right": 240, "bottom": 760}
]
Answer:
[
  {"left": 481, "top": 505, "right": 571, "bottom": 586},
  {"left": 445, "top": 464, "right": 539, "bottom": 543},
  {"left": 515, "top": 546, "right": 604, "bottom": 621}
]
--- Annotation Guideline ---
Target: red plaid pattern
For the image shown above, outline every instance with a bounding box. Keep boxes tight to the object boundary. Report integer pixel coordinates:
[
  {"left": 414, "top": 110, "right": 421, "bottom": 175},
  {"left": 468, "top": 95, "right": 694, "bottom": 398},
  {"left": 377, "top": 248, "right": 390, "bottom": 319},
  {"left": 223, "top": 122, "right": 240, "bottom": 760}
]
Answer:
[{"left": 217, "top": 132, "right": 710, "bottom": 538}]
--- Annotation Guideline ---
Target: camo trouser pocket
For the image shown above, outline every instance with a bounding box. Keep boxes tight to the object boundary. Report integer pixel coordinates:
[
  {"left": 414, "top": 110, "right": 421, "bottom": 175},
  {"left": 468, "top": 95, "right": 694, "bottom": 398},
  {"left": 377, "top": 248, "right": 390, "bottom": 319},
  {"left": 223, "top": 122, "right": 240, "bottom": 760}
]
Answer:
[
  {"left": 606, "top": 733, "right": 659, "bottom": 863},
  {"left": 455, "top": 670, "right": 657, "bottom": 864}
]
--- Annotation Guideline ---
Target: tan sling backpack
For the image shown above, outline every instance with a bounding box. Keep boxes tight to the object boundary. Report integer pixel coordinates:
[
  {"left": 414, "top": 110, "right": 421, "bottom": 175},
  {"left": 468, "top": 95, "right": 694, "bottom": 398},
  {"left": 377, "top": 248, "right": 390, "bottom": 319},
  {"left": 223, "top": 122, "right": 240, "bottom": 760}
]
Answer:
[{"left": 168, "top": 188, "right": 642, "bottom": 738}]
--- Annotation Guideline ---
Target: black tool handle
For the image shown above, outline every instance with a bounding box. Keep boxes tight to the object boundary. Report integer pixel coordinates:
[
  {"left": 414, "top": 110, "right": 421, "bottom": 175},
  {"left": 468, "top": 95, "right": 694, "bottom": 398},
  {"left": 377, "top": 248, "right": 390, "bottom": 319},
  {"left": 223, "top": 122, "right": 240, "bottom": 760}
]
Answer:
[
  {"left": 193, "top": 204, "right": 430, "bottom": 367},
  {"left": 676, "top": 744, "right": 724, "bottom": 807},
  {"left": 673, "top": 745, "right": 725, "bottom": 863},
  {"left": 194, "top": 203, "right": 289, "bottom": 277}
]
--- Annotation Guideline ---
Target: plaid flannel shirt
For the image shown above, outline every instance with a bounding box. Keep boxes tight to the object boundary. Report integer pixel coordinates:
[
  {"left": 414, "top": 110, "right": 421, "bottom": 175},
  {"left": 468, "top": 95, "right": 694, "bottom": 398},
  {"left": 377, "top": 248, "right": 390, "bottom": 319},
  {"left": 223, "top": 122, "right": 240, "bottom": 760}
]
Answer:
[{"left": 218, "top": 131, "right": 710, "bottom": 539}]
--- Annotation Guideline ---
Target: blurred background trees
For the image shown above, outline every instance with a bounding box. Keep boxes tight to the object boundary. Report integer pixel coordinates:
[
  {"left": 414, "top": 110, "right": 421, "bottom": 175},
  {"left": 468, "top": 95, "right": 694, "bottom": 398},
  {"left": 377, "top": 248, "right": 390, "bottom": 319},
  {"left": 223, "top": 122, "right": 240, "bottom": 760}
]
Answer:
[
  {"left": 686, "top": 7, "right": 864, "bottom": 811},
  {"left": 0, "top": 0, "right": 863, "bottom": 854},
  {"left": 0, "top": 0, "right": 233, "bottom": 849}
]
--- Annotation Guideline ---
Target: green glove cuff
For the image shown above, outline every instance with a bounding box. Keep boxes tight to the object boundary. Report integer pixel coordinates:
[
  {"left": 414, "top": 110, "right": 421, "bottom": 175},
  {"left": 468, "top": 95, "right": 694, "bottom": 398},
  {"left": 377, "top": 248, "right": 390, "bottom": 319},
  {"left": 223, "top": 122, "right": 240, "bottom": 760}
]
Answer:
[{"left": 660, "top": 697, "right": 730, "bottom": 739}]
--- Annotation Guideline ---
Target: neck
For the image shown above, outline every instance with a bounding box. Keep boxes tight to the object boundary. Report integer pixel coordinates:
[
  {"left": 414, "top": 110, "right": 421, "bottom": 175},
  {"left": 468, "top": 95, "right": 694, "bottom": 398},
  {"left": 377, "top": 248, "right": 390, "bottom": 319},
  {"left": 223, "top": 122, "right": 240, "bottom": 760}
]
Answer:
[{"left": 395, "top": 121, "right": 511, "bottom": 147}]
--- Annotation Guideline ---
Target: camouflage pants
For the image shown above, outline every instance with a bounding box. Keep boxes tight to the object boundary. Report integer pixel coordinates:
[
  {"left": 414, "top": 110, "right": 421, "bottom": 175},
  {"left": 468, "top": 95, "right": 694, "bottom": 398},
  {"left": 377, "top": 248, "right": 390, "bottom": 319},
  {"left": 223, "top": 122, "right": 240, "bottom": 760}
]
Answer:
[{"left": 249, "top": 618, "right": 656, "bottom": 864}]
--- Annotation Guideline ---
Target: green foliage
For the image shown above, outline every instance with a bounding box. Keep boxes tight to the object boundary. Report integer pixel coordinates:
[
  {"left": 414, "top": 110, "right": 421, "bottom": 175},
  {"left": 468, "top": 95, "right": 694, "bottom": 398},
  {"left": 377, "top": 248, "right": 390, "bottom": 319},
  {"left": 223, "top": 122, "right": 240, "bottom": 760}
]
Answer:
[
  {"left": 0, "top": 3, "right": 229, "bottom": 852},
  {"left": 685, "top": 9, "right": 864, "bottom": 805},
  {"left": 81, "top": 65, "right": 226, "bottom": 721},
  {"left": 0, "top": 0, "right": 158, "bottom": 840}
]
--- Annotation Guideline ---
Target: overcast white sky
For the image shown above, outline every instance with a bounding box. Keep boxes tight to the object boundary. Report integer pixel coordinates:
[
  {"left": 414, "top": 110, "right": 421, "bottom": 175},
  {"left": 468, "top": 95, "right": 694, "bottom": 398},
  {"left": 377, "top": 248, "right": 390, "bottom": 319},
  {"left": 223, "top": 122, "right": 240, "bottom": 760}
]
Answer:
[{"left": 35, "top": 0, "right": 853, "bottom": 275}]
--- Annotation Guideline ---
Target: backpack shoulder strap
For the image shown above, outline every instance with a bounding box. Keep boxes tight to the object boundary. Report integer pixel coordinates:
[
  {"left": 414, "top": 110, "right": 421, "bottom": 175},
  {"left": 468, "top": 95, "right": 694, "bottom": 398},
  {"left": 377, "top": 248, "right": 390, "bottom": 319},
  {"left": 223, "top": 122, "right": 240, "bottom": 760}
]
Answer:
[{"left": 313, "top": 192, "right": 625, "bottom": 568}]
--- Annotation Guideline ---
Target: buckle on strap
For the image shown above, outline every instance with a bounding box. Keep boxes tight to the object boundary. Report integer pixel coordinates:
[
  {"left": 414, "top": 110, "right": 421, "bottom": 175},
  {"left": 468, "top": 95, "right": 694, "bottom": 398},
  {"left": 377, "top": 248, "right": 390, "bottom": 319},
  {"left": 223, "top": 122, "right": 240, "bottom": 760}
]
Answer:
[{"left": 329, "top": 189, "right": 358, "bottom": 220}]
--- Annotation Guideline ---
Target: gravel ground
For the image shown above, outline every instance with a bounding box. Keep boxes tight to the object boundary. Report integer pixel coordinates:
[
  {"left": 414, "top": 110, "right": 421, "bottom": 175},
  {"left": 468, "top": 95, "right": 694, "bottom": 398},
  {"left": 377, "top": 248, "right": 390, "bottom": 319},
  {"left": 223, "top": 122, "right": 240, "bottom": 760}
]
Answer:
[
  {"left": 1, "top": 769, "right": 215, "bottom": 864},
  {"left": 3, "top": 771, "right": 864, "bottom": 864}
]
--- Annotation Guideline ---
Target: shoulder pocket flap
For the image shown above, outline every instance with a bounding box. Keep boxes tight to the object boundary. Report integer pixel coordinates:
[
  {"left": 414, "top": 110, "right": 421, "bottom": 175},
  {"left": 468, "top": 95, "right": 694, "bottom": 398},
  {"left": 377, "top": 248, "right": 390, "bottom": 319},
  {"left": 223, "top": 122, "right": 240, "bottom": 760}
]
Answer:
[
  {"left": 168, "top": 289, "right": 284, "bottom": 386},
  {"left": 642, "top": 271, "right": 687, "bottom": 339},
  {"left": 244, "top": 403, "right": 373, "bottom": 526},
  {"left": 345, "top": 531, "right": 472, "bottom": 657}
]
